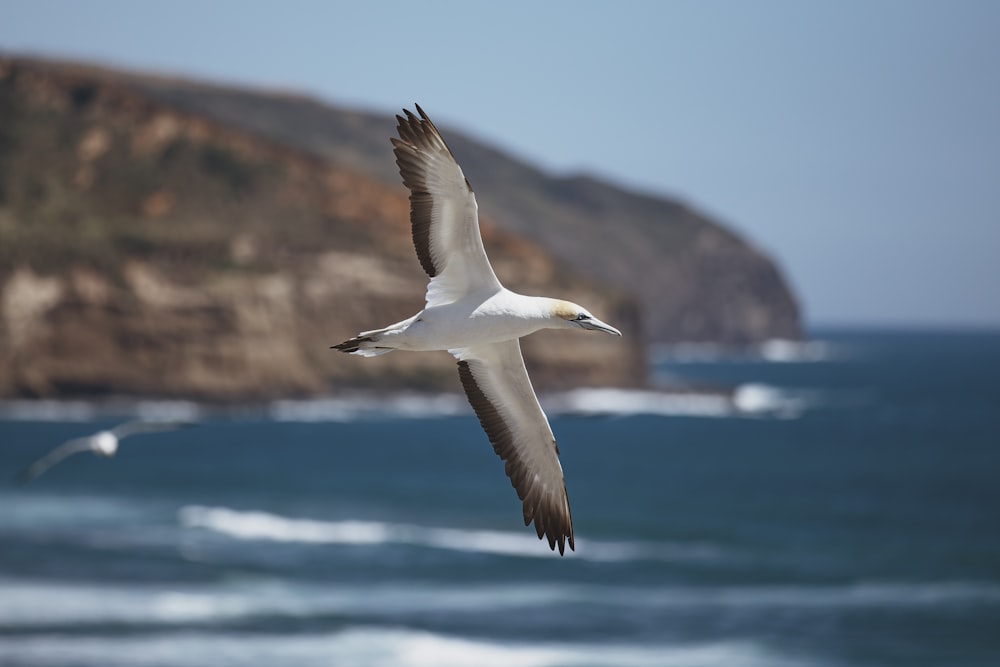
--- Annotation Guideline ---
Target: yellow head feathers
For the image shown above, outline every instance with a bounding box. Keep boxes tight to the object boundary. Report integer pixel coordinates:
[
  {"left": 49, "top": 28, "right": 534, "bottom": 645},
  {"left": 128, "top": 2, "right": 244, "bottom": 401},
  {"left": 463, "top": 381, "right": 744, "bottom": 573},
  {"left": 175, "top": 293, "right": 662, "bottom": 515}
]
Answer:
[{"left": 552, "top": 300, "right": 581, "bottom": 320}]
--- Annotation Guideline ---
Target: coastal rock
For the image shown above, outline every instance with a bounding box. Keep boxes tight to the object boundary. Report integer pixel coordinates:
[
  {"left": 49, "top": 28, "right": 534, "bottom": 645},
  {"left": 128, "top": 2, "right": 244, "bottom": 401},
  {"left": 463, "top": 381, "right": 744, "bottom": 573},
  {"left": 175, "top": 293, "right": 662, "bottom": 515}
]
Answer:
[{"left": 0, "top": 56, "right": 642, "bottom": 400}]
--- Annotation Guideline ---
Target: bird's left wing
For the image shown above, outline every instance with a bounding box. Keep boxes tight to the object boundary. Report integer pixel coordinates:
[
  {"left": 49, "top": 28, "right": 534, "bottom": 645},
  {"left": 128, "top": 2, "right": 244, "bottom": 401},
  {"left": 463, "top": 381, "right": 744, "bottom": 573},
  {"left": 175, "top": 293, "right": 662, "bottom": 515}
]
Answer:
[
  {"left": 393, "top": 105, "right": 503, "bottom": 307},
  {"left": 111, "top": 420, "right": 194, "bottom": 439},
  {"left": 15, "top": 437, "right": 96, "bottom": 484},
  {"left": 450, "top": 340, "right": 574, "bottom": 554}
]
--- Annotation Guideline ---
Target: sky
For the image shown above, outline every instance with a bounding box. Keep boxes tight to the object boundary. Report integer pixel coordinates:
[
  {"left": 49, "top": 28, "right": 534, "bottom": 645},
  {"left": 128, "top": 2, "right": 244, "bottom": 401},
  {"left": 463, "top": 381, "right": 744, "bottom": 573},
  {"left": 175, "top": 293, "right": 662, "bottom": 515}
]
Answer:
[{"left": 2, "top": 0, "right": 998, "bottom": 329}]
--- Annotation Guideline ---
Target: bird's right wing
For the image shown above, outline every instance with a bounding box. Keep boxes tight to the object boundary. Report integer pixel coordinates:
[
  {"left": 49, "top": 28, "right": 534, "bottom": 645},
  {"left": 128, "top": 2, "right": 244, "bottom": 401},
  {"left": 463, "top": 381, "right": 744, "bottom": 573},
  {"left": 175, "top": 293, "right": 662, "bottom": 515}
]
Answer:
[
  {"left": 15, "top": 438, "right": 96, "bottom": 484},
  {"left": 450, "top": 340, "right": 574, "bottom": 555},
  {"left": 393, "top": 105, "right": 503, "bottom": 307}
]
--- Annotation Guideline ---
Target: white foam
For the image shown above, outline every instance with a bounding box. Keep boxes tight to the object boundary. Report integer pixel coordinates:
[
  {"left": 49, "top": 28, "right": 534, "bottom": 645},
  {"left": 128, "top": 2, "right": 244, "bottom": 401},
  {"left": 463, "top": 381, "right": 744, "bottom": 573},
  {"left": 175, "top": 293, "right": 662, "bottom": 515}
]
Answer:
[
  {"left": 732, "top": 383, "right": 810, "bottom": 418},
  {"left": 271, "top": 388, "right": 786, "bottom": 422},
  {"left": 0, "top": 578, "right": 618, "bottom": 627},
  {"left": 0, "top": 579, "right": 509, "bottom": 625},
  {"left": 178, "top": 505, "right": 726, "bottom": 563},
  {"left": 346, "top": 628, "right": 783, "bottom": 667},
  {"left": 268, "top": 393, "right": 468, "bottom": 422},
  {"left": 544, "top": 388, "right": 735, "bottom": 418},
  {"left": 0, "top": 399, "right": 97, "bottom": 421},
  {"left": 0, "top": 398, "right": 201, "bottom": 422},
  {"left": 0, "top": 626, "right": 805, "bottom": 667},
  {"left": 3, "top": 576, "right": 998, "bottom": 631},
  {"left": 132, "top": 400, "right": 201, "bottom": 421},
  {"left": 652, "top": 338, "right": 843, "bottom": 364},
  {"left": 0, "top": 384, "right": 811, "bottom": 424},
  {"left": 758, "top": 338, "right": 841, "bottom": 363},
  {"left": 543, "top": 386, "right": 811, "bottom": 419}
]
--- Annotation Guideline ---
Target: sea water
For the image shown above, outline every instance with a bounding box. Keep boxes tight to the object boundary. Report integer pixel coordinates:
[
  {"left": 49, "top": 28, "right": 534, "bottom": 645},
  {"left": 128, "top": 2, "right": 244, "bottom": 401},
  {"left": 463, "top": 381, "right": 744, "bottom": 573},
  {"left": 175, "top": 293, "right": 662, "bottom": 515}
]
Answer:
[{"left": 1, "top": 329, "right": 998, "bottom": 667}]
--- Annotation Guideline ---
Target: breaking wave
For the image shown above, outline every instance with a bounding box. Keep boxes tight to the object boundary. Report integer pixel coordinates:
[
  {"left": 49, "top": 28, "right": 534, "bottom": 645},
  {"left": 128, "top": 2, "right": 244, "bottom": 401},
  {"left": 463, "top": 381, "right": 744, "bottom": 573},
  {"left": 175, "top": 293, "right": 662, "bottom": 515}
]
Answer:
[
  {"left": 0, "top": 398, "right": 201, "bottom": 422},
  {"left": 268, "top": 393, "right": 469, "bottom": 422},
  {"left": 3, "top": 575, "right": 997, "bottom": 629},
  {"left": 547, "top": 385, "right": 810, "bottom": 419},
  {"left": 178, "top": 505, "right": 727, "bottom": 563},
  {"left": 652, "top": 338, "right": 844, "bottom": 364},
  {"left": 0, "top": 626, "right": 802, "bottom": 667},
  {"left": 0, "top": 387, "right": 811, "bottom": 424},
  {"left": 267, "top": 386, "right": 814, "bottom": 421}
]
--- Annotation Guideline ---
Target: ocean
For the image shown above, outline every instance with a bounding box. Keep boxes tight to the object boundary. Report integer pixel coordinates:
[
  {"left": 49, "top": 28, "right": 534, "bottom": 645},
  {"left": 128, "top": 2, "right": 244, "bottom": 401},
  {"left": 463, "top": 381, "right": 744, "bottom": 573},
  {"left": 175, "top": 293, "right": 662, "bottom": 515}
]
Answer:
[{"left": 1, "top": 329, "right": 998, "bottom": 667}]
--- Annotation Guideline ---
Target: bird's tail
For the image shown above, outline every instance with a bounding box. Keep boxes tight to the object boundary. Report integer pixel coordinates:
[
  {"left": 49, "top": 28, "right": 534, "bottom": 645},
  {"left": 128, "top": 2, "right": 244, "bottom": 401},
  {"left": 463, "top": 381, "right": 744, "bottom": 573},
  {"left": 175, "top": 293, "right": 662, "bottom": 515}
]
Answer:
[
  {"left": 331, "top": 333, "right": 394, "bottom": 357},
  {"left": 332, "top": 316, "right": 417, "bottom": 357}
]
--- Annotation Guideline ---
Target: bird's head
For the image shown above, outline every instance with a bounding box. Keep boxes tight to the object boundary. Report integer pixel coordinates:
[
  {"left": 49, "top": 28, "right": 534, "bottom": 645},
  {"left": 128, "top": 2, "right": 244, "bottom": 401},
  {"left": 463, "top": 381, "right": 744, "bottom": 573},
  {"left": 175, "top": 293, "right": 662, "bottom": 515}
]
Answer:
[{"left": 552, "top": 300, "right": 622, "bottom": 336}]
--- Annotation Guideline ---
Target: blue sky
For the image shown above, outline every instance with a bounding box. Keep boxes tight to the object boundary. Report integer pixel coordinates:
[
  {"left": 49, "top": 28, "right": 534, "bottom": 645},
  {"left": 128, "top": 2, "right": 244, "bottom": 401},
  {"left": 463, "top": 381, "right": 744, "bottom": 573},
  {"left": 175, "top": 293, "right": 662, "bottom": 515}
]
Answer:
[{"left": 3, "top": 0, "right": 998, "bottom": 328}]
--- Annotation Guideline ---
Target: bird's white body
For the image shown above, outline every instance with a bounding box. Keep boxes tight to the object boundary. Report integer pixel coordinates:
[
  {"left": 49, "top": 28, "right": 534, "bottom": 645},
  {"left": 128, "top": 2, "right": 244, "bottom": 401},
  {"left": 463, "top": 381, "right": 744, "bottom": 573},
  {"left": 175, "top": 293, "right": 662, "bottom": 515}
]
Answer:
[
  {"left": 363, "top": 291, "right": 576, "bottom": 354},
  {"left": 333, "top": 106, "right": 621, "bottom": 555},
  {"left": 92, "top": 431, "right": 119, "bottom": 456}
]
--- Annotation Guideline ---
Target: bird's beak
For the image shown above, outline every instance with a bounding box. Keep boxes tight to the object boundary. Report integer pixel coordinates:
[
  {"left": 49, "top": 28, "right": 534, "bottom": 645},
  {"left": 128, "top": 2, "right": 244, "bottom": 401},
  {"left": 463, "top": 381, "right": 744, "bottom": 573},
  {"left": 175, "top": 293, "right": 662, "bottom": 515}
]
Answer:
[{"left": 579, "top": 317, "right": 622, "bottom": 336}]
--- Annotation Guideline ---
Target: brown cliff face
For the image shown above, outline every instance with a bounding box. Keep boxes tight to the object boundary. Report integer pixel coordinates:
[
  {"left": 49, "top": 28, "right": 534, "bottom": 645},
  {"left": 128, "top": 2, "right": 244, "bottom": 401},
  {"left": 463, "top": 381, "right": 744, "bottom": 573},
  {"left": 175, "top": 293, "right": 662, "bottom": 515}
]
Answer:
[
  {"left": 119, "top": 70, "right": 803, "bottom": 345},
  {"left": 0, "top": 57, "right": 644, "bottom": 401}
]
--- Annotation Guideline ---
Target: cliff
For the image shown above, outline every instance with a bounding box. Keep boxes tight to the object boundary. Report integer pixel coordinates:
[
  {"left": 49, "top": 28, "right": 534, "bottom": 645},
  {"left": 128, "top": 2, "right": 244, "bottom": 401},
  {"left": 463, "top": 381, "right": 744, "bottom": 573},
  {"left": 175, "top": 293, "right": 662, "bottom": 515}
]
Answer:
[
  {"left": 0, "top": 55, "right": 801, "bottom": 401},
  {"left": 123, "top": 73, "right": 803, "bottom": 344},
  {"left": 0, "top": 56, "right": 642, "bottom": 400}
]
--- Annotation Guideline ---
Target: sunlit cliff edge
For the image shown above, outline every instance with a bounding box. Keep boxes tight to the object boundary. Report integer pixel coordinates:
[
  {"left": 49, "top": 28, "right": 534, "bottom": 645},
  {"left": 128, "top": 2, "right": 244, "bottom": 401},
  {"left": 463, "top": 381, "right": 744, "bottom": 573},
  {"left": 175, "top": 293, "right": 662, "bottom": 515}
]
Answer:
[{"left": 0, "top": 55, "right": 800, "bottom": 401}]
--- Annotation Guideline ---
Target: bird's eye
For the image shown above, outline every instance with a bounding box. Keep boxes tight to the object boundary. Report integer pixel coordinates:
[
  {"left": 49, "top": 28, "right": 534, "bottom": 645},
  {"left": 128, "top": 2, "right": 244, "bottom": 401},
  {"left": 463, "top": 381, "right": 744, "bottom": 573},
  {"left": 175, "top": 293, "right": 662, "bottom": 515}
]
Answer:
[{"left": 575, "top": 314, "right": 591, "bottom": 321}]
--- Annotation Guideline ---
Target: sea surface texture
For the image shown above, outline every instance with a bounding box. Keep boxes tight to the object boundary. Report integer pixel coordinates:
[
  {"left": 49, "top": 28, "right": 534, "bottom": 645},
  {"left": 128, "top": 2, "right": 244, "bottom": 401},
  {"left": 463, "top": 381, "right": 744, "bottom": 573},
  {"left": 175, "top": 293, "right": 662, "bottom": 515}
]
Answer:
[{"left": 1, "top": 330, "right": 998, "bottom": 667}]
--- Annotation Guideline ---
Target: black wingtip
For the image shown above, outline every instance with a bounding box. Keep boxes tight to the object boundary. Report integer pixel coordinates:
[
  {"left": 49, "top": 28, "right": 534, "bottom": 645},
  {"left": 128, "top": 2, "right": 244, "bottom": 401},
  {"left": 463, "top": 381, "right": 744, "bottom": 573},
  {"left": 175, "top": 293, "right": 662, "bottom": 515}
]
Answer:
[
  {"left": 552, "top": 533, "right": 575, "bottom": 556},
  {"left": 332, "top": 335, "right": 373, "bottom": 354}
]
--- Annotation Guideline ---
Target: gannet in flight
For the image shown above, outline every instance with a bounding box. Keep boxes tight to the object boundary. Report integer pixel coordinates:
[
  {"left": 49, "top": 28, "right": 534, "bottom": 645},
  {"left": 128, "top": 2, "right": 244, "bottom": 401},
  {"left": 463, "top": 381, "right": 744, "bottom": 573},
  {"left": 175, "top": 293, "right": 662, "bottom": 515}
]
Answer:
[
  {"left": 333, "top": 105, "right": 622, "bottom": 555},
  {"left": 15, "top": 420, "right": 193, "bottom": 484}
]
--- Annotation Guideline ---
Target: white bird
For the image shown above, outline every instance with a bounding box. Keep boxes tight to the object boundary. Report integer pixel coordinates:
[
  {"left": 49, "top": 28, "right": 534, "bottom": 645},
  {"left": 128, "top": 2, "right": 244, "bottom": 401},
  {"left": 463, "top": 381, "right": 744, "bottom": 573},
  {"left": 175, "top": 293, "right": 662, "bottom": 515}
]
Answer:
[
  {"left": 333, "top": 106, "right": 622, "bottom": 554},
  {"left": 15, "top": 420, "right": 193, "bottom": 484}
]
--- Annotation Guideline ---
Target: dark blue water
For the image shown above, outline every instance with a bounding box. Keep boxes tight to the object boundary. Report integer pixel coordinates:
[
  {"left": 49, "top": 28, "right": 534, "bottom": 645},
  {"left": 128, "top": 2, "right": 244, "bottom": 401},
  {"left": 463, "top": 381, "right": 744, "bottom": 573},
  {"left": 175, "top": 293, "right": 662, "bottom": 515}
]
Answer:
[{"left": 1, "top": 330, "right": 998, "bottom": 666}]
